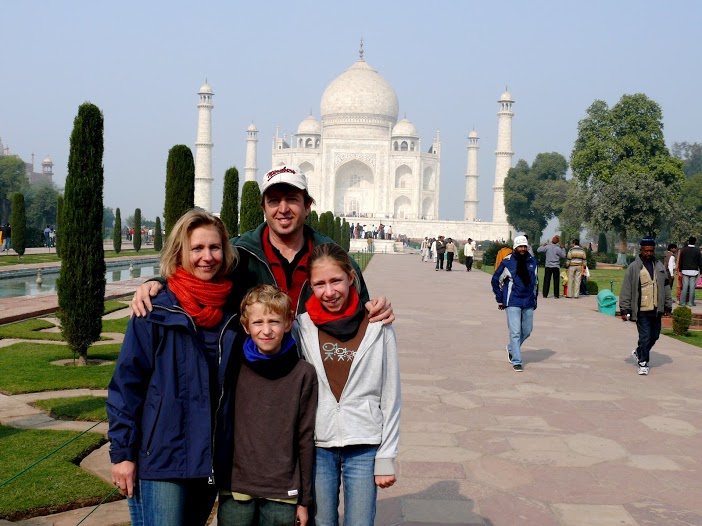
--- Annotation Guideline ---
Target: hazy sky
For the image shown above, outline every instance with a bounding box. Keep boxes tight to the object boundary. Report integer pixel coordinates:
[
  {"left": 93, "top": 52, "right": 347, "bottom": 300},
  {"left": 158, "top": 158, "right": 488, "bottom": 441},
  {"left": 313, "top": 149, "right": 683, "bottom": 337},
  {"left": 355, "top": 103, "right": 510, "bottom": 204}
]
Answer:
[{"left": 1, "top": 1, "right": 699, "bottom": 224}]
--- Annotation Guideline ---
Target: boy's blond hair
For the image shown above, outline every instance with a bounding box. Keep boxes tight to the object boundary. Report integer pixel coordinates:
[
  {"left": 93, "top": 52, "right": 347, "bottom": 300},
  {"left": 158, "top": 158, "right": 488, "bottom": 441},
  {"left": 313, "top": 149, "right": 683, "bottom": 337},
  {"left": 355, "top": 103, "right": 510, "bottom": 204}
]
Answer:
[{"left": 240, "top": 284, "right": 293, "bottom": 328}]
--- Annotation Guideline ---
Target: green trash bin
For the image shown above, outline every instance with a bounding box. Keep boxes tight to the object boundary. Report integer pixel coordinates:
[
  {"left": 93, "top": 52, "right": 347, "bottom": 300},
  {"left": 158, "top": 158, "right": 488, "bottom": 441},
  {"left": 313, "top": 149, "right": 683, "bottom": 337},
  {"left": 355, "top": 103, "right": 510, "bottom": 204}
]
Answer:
[{"left": 597, "top": 289, "right": 618, "bottom": 316}]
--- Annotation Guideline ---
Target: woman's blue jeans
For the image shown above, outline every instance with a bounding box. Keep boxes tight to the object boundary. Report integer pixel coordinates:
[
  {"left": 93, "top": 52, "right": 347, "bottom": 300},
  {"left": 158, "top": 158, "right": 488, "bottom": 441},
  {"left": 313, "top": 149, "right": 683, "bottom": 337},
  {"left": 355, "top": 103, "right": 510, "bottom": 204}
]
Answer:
[
  {"left": 127, "top": 478, "right": 217, "bottom": 526},
  {"left": 313, "top": 445, "right": 378, "bottom": 526}
]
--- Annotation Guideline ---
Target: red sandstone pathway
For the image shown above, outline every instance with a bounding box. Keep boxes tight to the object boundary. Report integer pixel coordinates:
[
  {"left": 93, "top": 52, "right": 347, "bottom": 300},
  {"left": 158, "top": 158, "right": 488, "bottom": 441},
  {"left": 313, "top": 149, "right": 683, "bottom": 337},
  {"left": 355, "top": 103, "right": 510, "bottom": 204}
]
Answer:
[{"left": 3, "top": 253, "right": 702, "bottom": 525}]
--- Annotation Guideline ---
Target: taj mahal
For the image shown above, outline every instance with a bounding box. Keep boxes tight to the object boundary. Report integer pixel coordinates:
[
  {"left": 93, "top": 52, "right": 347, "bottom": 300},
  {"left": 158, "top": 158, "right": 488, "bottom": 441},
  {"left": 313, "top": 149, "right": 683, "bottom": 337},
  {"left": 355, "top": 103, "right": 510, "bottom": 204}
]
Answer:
[{"left": 193, "top": 46, "right": 515, "bottom": 242}]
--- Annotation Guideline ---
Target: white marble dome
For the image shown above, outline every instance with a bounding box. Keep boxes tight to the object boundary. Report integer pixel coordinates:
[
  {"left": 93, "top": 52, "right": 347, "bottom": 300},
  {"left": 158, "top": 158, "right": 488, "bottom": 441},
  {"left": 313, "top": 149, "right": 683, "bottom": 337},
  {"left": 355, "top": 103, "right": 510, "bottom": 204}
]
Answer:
[
  {"left": 469, "top": 130, "right": 479, "bottom": 138},
  {"left": 43, "top": 155, "right": 52, "bottom": 163},
  {"left": 297, "top": 114, "right": 321, "bottom": 135},
  {"left": 321, "top": 59, "right": 399, "bottom": 123},
  {"left": 499, "top": 89, "right": 513, "bottom": 101},
  {"left": 392, "top": 118, "right": 418, "bottom": 137},
  {"left": 247, "top": 122, "right": 257, "bottom": 131},
  {"left": 199, "top": 82, "right": 213, "bottom": 94}
]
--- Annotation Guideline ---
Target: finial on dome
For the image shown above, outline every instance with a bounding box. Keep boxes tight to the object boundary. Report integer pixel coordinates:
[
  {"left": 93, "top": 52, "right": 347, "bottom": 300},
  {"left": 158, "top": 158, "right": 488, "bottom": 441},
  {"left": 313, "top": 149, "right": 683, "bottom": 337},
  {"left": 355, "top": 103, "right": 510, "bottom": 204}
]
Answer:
[{"left": 359, "top": 37, "right": 364, "bottom": 61}]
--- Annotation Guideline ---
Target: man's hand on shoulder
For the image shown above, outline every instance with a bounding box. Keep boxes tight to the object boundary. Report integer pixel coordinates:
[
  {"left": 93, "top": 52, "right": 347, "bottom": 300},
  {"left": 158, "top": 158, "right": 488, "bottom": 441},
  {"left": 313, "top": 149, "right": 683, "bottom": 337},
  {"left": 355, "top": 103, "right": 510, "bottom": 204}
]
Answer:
[
  {"left": 366, "top": 297, "right": 395, "bottom": 325},
  {"left": 130, "top": 281, "right": 163, "bottom": 317}
]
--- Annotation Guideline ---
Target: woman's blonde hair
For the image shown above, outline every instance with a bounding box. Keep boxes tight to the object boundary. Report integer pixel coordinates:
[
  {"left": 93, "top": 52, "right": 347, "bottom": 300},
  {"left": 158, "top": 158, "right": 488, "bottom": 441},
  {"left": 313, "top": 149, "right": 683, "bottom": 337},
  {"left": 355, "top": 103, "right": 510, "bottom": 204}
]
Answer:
[
  {"left": 240, "top": 284, "right": 292, "bottom": 328},
  {"left": 307, "top": 243, "right": 360, "bottom": 293},
  {"left": 160, "top": 209, "right": 237, "bottom": 279}
]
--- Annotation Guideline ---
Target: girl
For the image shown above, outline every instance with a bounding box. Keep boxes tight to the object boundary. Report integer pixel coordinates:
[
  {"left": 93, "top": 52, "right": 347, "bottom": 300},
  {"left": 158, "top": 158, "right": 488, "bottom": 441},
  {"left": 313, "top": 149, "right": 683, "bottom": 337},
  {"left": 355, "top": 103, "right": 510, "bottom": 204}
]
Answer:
[
  {"left": 107, "top": 209, "right": 238, "bottom": 526},
  {"left": 294, "top": 243, "right": 401, "bottom": 526}
]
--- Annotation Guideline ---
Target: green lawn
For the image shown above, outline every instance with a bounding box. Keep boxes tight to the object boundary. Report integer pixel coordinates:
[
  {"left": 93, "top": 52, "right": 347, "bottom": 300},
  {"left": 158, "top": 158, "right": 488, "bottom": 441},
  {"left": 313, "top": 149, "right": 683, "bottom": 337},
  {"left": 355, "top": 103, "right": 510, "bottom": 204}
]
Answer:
[
  {"left": 0, "top": 319, "right": 65, "bottom": 341},
  {"left": 0, "top": 249, "right": 159, "bottom": 267},
  {"left": 33, "top": 396, "right": 108, "bottom": 422},
  {"left": 0, "top": 425, "right": 117, "bottom": 521},
  {"left": 101, "top": 317, "right": 129, "bottom": 334},
  {"left": 662, "top": 329, "right": 702, "bottom": 348},
  {"left": 103, "top": 300, "right": 130, "bottom": 315},
  {"left": 0, "top": 343, "right": 121, "bottom": 394}
]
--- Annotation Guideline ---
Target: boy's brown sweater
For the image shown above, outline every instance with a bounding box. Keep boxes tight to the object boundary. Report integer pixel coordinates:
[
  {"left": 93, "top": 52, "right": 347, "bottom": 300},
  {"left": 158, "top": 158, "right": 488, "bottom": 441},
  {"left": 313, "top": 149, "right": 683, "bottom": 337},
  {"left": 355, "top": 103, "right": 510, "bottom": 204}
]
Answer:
[{"left": 230, "top": 344, "right": 318, "bottom": 506}]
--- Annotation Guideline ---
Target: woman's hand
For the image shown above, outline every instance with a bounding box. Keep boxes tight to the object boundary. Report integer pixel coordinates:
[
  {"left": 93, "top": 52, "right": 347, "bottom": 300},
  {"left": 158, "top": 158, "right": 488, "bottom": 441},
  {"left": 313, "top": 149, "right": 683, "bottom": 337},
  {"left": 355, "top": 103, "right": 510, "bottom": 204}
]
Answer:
[
  {"left": 111, "top": 460, "right": 137, "bottom": 498},
  {"left": 375, "top": 475, "right": 396, "bottom": 489},
  {"left": 366, "top": 297, "right": 395, "bottom": 325}
]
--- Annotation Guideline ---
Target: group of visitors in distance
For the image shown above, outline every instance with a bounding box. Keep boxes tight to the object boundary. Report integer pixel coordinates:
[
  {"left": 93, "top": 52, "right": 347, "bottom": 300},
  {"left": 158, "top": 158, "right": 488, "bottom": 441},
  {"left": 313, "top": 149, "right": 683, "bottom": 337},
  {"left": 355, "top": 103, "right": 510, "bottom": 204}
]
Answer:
[{"left": 106, "top": 165, "right": 400, "bottom": 526}]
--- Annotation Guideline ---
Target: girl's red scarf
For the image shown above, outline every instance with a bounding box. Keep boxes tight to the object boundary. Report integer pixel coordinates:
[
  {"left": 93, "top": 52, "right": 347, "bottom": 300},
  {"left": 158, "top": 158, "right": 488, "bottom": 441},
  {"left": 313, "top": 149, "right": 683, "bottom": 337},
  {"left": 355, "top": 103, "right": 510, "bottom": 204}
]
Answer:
[
  {"left": 305, "top": 287, "right": 365, "bottom": 341},
  {"left": 167, "top": 267, "right": 232, "bottom": 328}
]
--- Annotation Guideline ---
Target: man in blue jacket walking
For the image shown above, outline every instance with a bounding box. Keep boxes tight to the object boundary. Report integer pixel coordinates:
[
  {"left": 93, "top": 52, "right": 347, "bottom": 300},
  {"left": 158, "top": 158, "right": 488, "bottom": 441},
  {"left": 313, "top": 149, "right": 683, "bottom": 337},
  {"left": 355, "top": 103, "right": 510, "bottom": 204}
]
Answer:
[{"left": 491, "top": 236, "right": 538, "bottom": 371}]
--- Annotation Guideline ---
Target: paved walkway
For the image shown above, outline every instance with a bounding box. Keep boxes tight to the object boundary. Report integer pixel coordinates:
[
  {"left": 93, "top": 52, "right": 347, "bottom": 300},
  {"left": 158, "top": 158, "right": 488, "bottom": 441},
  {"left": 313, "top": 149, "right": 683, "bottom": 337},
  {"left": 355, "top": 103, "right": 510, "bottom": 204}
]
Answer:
[{"left": 2, "top": 254, "right": 702, "bottom": 525}]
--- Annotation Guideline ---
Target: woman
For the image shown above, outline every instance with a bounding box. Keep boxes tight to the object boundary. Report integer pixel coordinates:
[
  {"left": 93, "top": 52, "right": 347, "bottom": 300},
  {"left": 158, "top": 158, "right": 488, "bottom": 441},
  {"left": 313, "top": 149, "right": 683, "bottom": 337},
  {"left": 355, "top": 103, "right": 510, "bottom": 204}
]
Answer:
[
  {"left": 107, "top": 209, "right": 238, "bottom": 526},
  {"left": 294, "top": 243, "right": 401, "bottom": 526}
]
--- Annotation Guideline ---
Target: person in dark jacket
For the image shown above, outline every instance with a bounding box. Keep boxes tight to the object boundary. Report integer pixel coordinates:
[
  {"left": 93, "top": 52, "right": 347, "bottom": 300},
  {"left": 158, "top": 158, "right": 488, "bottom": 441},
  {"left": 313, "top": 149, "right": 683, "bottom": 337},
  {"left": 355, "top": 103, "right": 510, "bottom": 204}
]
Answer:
[
  {"left": 491, "top": 235, "right": 538, "bottom": 372},
  {"left": 107, "top": 209, "right": 239, "bottom": 526},
  {"left": 677, "top": 236, "right": 702, "bottom": 307},
  {"left": 619, "top": 238, "right": 672, "bottom": 375}
]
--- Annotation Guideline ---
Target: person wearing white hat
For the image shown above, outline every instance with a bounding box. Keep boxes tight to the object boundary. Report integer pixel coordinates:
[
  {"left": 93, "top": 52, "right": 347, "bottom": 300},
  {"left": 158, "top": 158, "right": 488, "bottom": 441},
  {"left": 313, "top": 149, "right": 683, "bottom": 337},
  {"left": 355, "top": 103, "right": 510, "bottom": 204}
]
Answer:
[{"left": 491, "top": 235, "right": 538, "bottom": 371}]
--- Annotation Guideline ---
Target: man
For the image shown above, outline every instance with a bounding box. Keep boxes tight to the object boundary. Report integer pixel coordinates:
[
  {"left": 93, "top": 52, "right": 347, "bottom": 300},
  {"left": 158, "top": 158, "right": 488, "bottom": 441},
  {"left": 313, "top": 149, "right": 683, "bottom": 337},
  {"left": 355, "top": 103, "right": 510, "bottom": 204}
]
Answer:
[
  {"left": 131, "top": 165, "right": 393, "bottom": 322},
  {"left": 663, "top": 243, "right": 678, "bottom": 301},
  {"left": 677, "top": 236, "right": 702, "bottom": 307},
  {"left": 619, "top": 238, "right": 672, "bottom": 375},
  {"left": 566, "top": 239, "right": 587, "bottom": 299},
  {"left": 464, "top": 238, "right": 476, "bottom": 271},
  {"left": 537, "top": 235, "right": 566, "bottom": 298},
  {"left": 491, "top": 235, "right": 538, "bottom": 372},
  {"left": 445, "top": 238, "right": 456, "bottom": 271},
  {"left": 2, "top": 224, "right": 11, "bottom": 252},
  {"left": 434, "top": 235, "right": 446, "bottom": 271}
]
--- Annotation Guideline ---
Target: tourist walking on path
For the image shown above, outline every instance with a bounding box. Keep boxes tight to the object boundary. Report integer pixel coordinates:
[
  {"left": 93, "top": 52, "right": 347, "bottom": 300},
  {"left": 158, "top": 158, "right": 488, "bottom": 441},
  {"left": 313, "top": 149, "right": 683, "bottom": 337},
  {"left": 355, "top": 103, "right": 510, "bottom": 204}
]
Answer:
[
  {"left": 420, "top": 237, "right": 429, "bottom": 262},
  {"left": 107, "top": 210, "right": 239, "bottom": 525},
  {"left": 434, "top": 235, "right": 446, "bottom": 271},
  {"left": 464, "top": 238, "right": 476, "bottom": 271},
  {"left": 664, "top": 243, "right": 678, "bottom": 302},
  {"left": 491, "top": 235, "right": 538, "bottom": 372},
  {"left": 293, "top": 243, "right": 400, "bottom": 526},
  {"left": 566, "top": 239, "right": 587, "bottom": 299},
  {"left": 2, "top": 224, "right": 11, "bottom": 252},
  {"left": 445, "top": 238, "right": 457, "bottom": 271},
  {"left": 619, "top": 237, "right": 672, "bottom": 376},
  {"left": 537, "top": 235, "right": 566, "bottom": 298},
  {"left": 677, "top": 236, "right": 702, "bottom": 307}
]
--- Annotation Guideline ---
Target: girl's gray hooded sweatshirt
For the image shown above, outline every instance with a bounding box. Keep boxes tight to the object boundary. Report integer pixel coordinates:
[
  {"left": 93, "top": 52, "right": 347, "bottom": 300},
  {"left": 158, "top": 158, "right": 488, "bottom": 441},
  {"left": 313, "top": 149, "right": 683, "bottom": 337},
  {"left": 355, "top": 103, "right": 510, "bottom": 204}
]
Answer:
[{"left": 293, "top": 314, "right": 401, "bottom": 475}]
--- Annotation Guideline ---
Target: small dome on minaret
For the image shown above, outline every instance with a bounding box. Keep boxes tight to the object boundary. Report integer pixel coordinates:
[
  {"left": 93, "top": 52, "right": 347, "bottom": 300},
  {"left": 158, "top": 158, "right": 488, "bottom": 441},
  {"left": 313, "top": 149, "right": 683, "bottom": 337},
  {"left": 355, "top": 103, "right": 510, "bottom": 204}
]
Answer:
[
  {"left": 43, "top": 155, "right": 52, "bottom": 164},
  {"left": 247, "top": 122, "right": 257, "bottom": 132},
  {"left": 199, "top": 82, "right": 213, "bottom": 94},
  {"left": 499, "top": 88, "right": 513, "bottom": 102},
  {"left": 468, "top": 129, "right": 479, "bottom": 138}
]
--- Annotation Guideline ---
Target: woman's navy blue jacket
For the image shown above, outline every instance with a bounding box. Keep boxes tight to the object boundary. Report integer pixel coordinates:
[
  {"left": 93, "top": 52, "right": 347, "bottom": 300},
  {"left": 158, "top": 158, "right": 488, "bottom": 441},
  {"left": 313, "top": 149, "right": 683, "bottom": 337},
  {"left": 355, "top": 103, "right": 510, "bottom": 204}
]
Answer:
[{"left": 107, "top": 287, "right": 239, "bottom": 481}]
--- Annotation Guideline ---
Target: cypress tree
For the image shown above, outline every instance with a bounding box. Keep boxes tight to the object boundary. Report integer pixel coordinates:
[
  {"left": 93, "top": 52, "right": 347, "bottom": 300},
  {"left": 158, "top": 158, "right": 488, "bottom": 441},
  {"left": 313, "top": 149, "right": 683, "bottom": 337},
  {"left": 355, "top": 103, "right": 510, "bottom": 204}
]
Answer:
[
  {"left": 113, "top": 207, "right": 122, "bottom": 254},
  {"left": 341, "top": 218, "right": 350, "bottom": 252},
  {"left": 221, "top": 166, "right": 239, "bottom": 237},
  {"left": 56, "top": 194, "right": 64, "bottom": 258},
  {"left": 164, "top": 145, "right": 195, "bottom": 237},
  {"left": 9, "top": 192, "right": 26, "bottom": 257},
  {"left": 307, "top": 210, "right": 319, "bottom": 231},
  {"left": 58, "top": 103, "right": 106, "bottom": 365},
  {"left": 597, "top": 232, "right": 608, "bottom": 254},
  {"left": 319, "top": 211, "right": 334, "bottom": 238},
  {"left": 333, "top": 216, "right": 342, "bottom": 245},
  {"left": 133, "top": 208, "right": 142, "bottom": 252},
  {"left": 154, "top": 217, "right": 163, "bottom": 251},
  {"left": 240, "top": 180, "right": 263, "bottom": 234}
]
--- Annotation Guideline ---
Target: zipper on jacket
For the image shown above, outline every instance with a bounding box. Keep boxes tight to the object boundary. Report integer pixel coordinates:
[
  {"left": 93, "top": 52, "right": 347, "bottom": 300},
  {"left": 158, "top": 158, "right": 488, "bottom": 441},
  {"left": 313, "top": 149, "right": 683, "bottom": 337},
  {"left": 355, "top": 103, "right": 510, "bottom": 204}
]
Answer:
[{"left": 210, "top": 312, "right": 239, "bottom": 485}]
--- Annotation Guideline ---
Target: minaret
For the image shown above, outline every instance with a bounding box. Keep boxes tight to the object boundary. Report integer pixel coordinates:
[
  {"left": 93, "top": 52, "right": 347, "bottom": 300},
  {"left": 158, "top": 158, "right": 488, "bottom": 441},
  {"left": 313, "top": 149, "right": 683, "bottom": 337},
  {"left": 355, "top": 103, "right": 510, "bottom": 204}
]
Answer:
[
  {"left": 42, "top": 155, "right": 54, "bottom": 183},
  {"left": 244, "top": 122, "right": 258, "bottom": 182},
  {"left": 492, "top": 89, "right": 514, "bottom": 223},
  {"left": 194, "top": 81, "right": 214, "bottom": 211},
  {"left": 464, "top": 130, "right": 479, "bottom": 221}
]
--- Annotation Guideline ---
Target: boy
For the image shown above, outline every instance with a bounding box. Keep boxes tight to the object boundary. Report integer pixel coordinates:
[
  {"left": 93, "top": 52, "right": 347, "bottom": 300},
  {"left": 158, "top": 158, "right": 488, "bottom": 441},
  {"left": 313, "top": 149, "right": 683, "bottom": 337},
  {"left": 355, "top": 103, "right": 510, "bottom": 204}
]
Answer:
[{"left": 218, "top": 285, "right": 318, "bottom": 526}]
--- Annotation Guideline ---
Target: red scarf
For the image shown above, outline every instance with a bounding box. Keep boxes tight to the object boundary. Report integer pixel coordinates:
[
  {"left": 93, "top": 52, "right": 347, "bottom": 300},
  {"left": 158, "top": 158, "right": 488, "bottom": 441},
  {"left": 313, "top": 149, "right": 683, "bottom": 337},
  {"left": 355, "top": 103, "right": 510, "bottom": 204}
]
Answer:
[
  {"left": 305, "top": 287, "right": 361, "bottom": 325},
  {"left": 261, "top": 225, "right": 314, "bottom": 310},
  {"left": 167, "top": 267, "right": 232, "bottom": 328}
]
